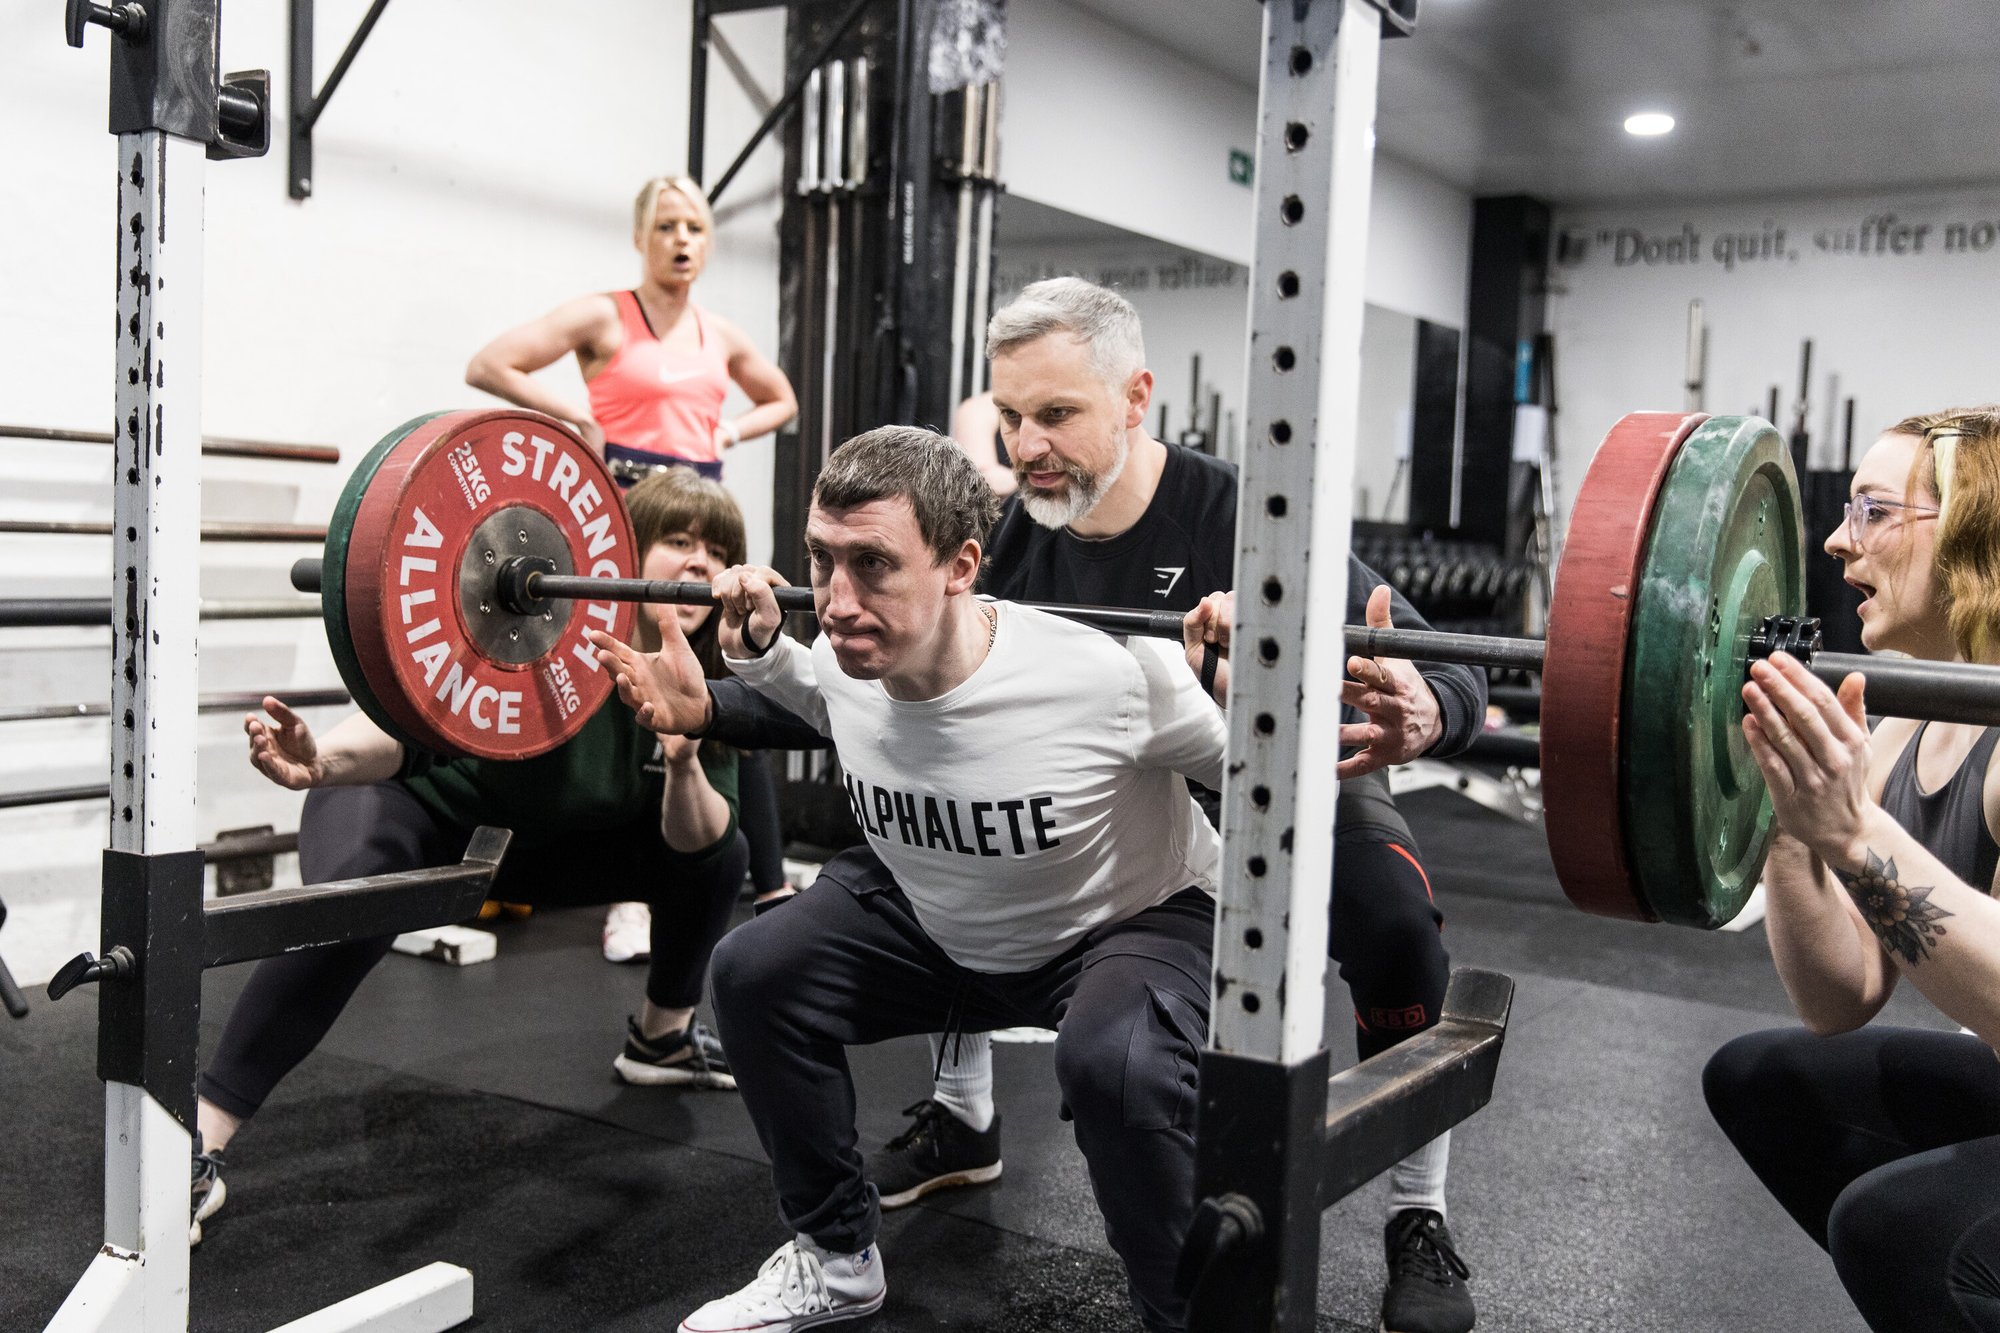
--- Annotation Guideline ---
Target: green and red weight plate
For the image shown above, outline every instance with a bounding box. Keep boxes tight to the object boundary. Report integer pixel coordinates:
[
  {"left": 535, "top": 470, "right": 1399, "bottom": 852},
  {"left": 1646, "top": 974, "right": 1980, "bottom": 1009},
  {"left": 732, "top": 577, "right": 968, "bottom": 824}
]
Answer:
[
  {"left": 1621, "top": 415, "right": 1804, "bottom": 927},
  {"left": 323, "top": 410, "right": 638, "bottom": 760},
  {"left": 1542, "top": 411, "right": 1804, "bottom": 928}
]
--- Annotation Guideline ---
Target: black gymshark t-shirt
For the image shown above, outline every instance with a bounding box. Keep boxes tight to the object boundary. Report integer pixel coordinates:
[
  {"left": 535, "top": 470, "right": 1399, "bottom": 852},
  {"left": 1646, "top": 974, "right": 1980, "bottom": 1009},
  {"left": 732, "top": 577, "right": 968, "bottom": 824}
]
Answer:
[{"left": 983, "top": 443, "right": 1487, "bottom": 845}]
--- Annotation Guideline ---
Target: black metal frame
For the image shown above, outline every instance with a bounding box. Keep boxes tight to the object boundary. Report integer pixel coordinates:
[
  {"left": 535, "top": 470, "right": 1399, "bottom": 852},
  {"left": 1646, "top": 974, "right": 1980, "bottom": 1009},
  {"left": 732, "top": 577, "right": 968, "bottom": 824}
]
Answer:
[
  {"left": 1182, "top": 970, "right": 1510, "bottom": 1330},
  {"left": 71, "top": 831, "right": 508, "bottom": 1130},
  {"left": 702, "top": 0, "right": 871, "bottom": 205},
  {"left": 286, "top": 0, "right": 393, "bottom": 199},
  {"left": 689, "top": 0, "right": 794, "bottom": 186},
  {"left": 66, "top": 0, "right": 269, "bottom": 155}
]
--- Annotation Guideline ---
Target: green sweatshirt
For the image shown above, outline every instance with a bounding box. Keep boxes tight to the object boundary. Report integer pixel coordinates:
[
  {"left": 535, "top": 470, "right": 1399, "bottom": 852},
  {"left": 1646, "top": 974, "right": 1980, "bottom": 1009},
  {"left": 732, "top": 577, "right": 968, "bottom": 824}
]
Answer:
[{"left": 400, "top": 701, "right": 738, "bottom": 852}]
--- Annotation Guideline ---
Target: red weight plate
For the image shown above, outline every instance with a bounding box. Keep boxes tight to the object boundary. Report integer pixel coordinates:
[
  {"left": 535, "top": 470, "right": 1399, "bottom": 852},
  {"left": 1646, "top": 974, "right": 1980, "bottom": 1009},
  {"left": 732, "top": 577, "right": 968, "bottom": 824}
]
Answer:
[
  {"left": 343, "top": 410, "right": 637, "bottom": 760},
  {"left": 1541, "top": 411, "right": 1706, "bottom": 921}
]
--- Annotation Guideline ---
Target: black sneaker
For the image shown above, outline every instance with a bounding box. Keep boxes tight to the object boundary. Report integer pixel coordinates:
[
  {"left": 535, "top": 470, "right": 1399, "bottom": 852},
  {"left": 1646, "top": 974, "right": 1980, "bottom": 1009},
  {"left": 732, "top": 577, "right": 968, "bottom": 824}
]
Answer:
[
  {"left": 1380, "top": 1208, "right": 1474, "bottom": 1333},
  {"left": 613, "top": 1016, "right": 737, "bottom": 1089},
  {"left": 865, "top": 1099, "right": 1002, "bottom": 1209},
  {"left": 190, "top": 1144, "right": 227, "bottom": 1247}
]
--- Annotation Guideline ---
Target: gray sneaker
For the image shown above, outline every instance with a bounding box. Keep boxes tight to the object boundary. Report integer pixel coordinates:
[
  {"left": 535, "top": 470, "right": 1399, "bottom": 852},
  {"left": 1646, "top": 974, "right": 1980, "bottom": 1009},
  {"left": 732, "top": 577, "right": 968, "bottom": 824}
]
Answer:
[{"left": 613, "top": 1016, "right": 737, "bottom": 1089}]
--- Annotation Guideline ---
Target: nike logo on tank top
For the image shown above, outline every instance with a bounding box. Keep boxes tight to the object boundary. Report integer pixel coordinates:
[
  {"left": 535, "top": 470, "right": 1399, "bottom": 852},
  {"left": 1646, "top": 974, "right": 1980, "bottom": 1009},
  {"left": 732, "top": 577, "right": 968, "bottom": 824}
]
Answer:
[{"left": 587, "top": 291, "right": 731, "bottom": 463}]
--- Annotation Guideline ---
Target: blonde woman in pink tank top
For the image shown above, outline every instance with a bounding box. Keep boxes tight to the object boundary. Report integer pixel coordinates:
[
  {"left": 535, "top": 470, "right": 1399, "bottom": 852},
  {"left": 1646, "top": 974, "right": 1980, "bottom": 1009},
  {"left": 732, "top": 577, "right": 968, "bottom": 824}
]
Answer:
[
  {"left": 467, "top": 176, "right": 797, "bottom": 964},
  {"left": 467, "top": 175, "right": 796, "bottom": 482}
]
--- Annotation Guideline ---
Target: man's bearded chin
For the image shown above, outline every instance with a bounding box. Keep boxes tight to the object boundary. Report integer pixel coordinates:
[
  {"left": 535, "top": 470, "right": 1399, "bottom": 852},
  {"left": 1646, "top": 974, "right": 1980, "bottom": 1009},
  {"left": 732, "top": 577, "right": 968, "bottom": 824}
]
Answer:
[{"left": 1017, "top": 430, "right": 1131, "bottom": 530}]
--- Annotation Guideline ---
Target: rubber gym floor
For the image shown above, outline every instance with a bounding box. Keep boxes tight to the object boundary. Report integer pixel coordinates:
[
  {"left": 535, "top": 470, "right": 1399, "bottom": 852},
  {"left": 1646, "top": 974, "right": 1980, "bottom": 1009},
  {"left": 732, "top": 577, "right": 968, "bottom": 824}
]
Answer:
[{"left": 1, "top": 785, "right": 1952, "bottom": 1331}]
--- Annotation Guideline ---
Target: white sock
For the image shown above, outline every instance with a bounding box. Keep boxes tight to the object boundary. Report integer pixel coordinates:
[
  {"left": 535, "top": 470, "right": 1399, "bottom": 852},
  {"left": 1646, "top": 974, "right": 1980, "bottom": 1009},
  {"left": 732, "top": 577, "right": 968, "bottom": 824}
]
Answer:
[
  {"left": 927, "top": 1031, "right": 995, "bottom": 1132},
  {"left": 1386, "top": 1131, "right": 1449, "bottom": 1221}
]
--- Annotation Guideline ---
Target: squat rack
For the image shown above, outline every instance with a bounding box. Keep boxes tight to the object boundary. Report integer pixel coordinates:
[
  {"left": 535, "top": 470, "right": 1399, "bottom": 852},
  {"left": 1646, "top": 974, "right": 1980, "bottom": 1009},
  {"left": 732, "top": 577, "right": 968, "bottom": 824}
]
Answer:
[
  {"left": 1182, "top": 1, "right": 1512, "bottom": 1328},
  {"left": 48, "top": 1, "right": 1508, "bottom": 1329},
  {"left": 51, "top": 6, "right": 508, "bottom": 1331}
]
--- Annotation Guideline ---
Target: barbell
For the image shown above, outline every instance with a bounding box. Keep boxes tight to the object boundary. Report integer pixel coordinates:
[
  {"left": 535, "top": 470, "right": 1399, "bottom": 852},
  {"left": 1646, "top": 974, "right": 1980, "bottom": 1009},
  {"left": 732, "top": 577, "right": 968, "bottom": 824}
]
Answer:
[{"left": 292, "top": 408, "right": 2000, "bottom": 930}]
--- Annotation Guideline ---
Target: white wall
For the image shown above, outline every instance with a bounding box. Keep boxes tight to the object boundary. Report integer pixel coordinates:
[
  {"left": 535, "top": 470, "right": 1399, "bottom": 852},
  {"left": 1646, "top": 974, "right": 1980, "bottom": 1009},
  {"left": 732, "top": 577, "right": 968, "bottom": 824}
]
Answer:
[
  {"left": 0, "top": 1, "right": 787, "bottom": 985},
  {"left": 1001, "top": 0, "right": 1258, "bottom": 265},
  {"left": 1000, "top": 0, "right": 1471, "bottom": 325},
  {"left": 1549, "top": 185, "right": 2000, "bottom": 520},
  {"left": 1370, "top": 154, "right": 1473, "bottom": 330}
]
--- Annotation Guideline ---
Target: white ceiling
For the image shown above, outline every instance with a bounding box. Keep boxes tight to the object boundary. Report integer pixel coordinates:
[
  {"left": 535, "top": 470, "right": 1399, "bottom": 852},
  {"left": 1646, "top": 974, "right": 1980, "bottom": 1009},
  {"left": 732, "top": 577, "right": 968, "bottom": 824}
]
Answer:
[{"left": 1060, "top": 0, "right": 2000, "bottom": 205}]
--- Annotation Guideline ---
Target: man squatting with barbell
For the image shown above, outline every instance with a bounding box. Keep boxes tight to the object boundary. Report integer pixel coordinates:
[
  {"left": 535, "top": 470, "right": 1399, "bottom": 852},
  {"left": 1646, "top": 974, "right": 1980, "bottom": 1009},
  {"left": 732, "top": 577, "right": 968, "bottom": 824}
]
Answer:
[{"left": 593, "top": 281, "right": 1488, "bottom": 1333}]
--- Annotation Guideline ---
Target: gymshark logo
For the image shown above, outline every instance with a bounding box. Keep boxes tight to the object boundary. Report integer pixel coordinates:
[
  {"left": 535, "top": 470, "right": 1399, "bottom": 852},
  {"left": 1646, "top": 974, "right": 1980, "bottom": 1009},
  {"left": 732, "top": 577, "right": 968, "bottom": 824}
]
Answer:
[
  {"left": 1153, "top": 566, "right": 1185, "bottom": 597},
  {"left": 657, "top": 366, "right": 707, "bottom": 384}
]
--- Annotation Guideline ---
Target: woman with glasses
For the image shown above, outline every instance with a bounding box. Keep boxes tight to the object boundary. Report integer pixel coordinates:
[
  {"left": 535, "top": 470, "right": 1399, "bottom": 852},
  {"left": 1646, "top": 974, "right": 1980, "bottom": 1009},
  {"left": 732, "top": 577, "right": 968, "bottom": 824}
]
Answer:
[{"left": 1706, "top": 408, "right": 2000, "bottom": 1332}]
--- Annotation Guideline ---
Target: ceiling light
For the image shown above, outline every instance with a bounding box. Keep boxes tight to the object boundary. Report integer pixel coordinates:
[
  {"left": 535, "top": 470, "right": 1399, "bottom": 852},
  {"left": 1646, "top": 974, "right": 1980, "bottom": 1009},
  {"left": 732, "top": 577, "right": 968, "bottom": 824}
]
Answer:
[{"left": 1624, "top": 111, "right": 1675, "bottom": 137}]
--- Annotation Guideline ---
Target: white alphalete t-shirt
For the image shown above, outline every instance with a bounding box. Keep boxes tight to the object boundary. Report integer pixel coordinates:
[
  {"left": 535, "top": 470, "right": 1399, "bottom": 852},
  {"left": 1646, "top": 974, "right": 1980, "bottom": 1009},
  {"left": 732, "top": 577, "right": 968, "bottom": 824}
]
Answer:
[{"left": 726, "top": 602, "right": 1227, "bottom": 972}]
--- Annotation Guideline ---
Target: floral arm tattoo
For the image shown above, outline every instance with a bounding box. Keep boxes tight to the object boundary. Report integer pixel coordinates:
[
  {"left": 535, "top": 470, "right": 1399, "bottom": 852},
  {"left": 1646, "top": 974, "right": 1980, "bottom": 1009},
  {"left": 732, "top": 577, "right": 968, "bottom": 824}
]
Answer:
[{"left": 1835, "top": 850, "right": 1955, "bottom": 966}]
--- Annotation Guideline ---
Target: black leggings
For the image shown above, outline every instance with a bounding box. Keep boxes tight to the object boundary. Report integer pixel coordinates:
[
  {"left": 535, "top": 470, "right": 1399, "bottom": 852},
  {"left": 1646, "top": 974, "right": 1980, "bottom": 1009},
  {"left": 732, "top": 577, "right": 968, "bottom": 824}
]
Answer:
[
  {"left": 198, "top": 781, "right": 747, "bottom": 1121},
  {"left": 1705, "top": 1026, "right": 2000, "bottom": 1332},
  {"left": 738, "top": 750, "right": 786, "bottom": 896},
  {"left": 1333, "top": 838, "right": 1450, "bottom": 1062}
]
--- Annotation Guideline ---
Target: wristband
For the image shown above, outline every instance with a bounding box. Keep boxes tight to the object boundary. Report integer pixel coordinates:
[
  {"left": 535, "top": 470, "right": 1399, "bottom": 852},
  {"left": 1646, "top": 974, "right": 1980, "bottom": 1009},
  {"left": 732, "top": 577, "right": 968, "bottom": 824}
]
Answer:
[
  {"left": 741, "top": 619, "right": 781, "bottom": 659},
  {"left": 721, "top": 420, "right": 742, "bottom": 447}
]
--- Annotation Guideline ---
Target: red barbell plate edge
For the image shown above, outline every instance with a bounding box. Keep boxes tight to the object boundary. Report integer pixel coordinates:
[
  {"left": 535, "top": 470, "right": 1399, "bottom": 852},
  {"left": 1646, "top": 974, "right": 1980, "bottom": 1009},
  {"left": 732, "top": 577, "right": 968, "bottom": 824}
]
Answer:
[
  {"left": 343, "top": 410, "right": 636, "bottom": 761},
  {"left": 346, "top": 412, "right": 490, "bottom": 757},
  {"left": 1541, "top": 411, "right": 1707, "bottom": 922}
]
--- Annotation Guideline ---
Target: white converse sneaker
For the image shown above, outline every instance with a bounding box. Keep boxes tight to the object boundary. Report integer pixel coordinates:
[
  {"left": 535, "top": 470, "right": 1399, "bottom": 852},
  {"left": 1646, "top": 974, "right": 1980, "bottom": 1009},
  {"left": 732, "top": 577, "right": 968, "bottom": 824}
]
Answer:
[
  {"left": 678, "top": 1234, "right": 886, "bottom": 1332},
  {"left": 601, "top": 901, "right": 652, "bottom": 963}
]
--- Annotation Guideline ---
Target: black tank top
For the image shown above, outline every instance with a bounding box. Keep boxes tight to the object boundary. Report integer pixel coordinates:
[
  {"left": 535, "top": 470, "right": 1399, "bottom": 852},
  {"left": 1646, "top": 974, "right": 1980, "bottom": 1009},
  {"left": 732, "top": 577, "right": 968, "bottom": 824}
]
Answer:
[{"left": 1878, "top": 723, "right": 2000, "bottom": 894}]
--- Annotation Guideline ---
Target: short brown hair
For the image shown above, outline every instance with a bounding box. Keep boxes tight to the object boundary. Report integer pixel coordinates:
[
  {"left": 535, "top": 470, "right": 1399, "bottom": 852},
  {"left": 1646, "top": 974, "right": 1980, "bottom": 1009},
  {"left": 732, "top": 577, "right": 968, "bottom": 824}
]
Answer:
[
  {"left": 812, "top": 425, "right": 1001, "bottom": 565},
  {"left": 623, "top": 467, "right": 746, "bottom": 678},
  {"left": 626, "top": 466, "right": 746, "bottom": 568}
]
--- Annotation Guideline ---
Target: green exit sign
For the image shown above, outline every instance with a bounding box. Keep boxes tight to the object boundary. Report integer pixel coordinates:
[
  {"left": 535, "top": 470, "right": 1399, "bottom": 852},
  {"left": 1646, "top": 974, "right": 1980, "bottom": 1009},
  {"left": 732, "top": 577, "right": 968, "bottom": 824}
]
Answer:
[{"left": 1229, "top": 149, "right": 1254, "bottom": 186}]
